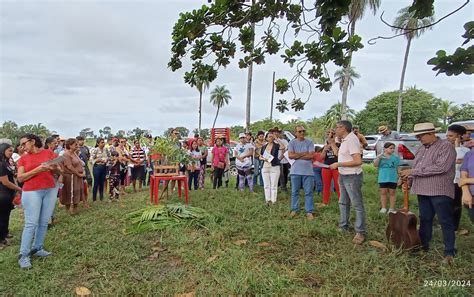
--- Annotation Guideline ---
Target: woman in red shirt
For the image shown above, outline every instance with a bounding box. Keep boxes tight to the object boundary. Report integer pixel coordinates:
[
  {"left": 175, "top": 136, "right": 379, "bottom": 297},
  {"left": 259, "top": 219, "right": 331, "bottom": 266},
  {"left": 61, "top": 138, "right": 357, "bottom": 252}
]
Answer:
[
  {"left": 16, "top": 134, "right": 61, "bottom": 269},
  {"left": 211, "top": 138, "right": 228, "bottom": 189}
]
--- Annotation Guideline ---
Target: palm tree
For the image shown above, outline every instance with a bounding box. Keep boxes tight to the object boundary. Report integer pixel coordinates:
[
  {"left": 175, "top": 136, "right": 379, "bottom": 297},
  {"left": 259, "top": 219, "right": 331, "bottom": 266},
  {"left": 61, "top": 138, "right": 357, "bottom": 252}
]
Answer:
[
  {"left": 193, "top": 78, "right": 210, "bottom": 132},
  {"left": 340, "top": 0, "right": 381, "bottom": 120},
  {"left": 440, "top": 100, "right": 455, "bottom": 126},
  {"left": 209, "top": 85, "right": 232, "bottom": 128},
  {"left": 334, "top": 66, "right": 361, "bottom": 91},
  {"left": 393, "top": 6, "right": 435, "bottom": 131},
  {"left": 323, "top": 102, "right": 356, "bottom": 129}
]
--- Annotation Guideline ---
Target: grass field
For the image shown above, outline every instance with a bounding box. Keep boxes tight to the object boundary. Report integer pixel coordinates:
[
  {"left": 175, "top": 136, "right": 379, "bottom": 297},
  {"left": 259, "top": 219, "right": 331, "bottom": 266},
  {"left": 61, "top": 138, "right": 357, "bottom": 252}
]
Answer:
[{"left": 0, "top": 165, "right": 472, "bottom": 296}]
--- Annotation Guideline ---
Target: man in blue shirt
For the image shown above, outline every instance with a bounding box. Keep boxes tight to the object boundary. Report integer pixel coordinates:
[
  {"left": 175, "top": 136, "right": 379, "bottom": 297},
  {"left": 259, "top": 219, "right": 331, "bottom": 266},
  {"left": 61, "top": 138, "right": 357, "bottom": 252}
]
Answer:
[{"left": 288, "top": 126, "right": 315, "bottom": 220}]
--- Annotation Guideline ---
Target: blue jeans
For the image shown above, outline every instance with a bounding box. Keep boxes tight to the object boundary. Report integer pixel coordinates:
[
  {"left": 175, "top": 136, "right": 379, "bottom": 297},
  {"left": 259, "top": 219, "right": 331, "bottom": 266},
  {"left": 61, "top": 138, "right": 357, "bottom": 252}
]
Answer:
[
  {"left": 339, "top": 173, "right": 366, "bottom": 234},
  {"left": 253, "top": 159, "right": 263, "bottom": 186},
  {"left": 418, "top": 195, "right": 456, "bottom": 256},
  {"left": 313, "top": 167, "right": 323, "bottom": 194},
  {"left": 188, "top": 170, "right": 199, "bottom": 190},
  {"left": 19, "top": 187, "right": 58, "bottom": 256},
  {"left": 93, "top": 164, "right": 107, "bottom": 201},
  {"left": 290, "top": 175, "right": 314, "bottom": 213}
]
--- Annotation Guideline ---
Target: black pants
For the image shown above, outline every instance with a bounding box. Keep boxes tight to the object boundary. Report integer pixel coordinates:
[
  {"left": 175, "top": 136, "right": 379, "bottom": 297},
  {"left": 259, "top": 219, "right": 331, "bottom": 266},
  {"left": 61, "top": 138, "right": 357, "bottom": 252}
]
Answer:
[
  {"left": 188, "top": 170, "right": 199, "bottom": 190},
  {"left": 453, "top": 183, "right": 462, "bottom": 231},
  {"left": 280, "top": 163, "right": 290, "bottom": 190},
  {"left": 93, "top": 164, "right": 107, "bottom": 201},
  {"left": 213, "top": 168, "right": 224, "bottom": 189},
  {"left": 0, "top": 193, "right": 14, "bottom": 241}
]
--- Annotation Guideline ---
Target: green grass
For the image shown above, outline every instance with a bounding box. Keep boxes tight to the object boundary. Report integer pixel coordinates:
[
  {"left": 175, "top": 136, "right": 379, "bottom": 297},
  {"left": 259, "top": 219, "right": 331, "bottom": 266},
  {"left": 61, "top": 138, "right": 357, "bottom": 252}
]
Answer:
[{"left": 0, "top": 166, "right": 473, "bottom": 296}]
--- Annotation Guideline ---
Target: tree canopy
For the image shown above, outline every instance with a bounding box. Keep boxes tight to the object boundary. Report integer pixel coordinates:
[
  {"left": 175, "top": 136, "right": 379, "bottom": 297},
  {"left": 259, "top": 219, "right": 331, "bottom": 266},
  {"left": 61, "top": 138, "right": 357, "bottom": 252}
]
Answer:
[
  {"left": 169, "top": 0, "right": 454, "bottom": 114},
  {"left": 355, "top": 87, "right": 444, "bottom": 134}
]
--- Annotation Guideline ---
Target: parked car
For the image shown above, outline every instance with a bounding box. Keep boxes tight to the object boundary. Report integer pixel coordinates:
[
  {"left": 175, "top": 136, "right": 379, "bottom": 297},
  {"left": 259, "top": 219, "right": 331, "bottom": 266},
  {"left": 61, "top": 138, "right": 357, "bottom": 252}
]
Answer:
[
  {"left": 362, "top": 135, "right": 381, "bottom": 162},
  {"left": 375, "top": 134, "right": 422, "bottom": 168}
]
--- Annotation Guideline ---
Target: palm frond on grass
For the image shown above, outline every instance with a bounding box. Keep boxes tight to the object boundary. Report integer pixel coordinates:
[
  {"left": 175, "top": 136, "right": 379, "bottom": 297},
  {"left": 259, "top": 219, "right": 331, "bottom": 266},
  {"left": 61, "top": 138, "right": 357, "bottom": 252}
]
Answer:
[{"left": 125, "top": 203, "right": 212, "bottom": 234}]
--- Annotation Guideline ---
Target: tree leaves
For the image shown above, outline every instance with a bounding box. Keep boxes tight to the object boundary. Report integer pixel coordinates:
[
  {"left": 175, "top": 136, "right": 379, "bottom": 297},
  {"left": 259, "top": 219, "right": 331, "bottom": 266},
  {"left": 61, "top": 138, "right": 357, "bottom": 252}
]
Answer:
[
  {"left": 427, "top": 22, "right": 474, "bottom": 76},
  {"left": 169, "top": 0, "right": 364, "bottom": 113}
]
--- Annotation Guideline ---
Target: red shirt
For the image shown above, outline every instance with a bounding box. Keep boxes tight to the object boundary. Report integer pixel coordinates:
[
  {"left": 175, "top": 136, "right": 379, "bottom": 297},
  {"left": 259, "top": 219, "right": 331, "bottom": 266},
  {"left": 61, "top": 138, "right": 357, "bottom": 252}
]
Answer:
[
  {"left": 18, "top": 149, "right": 57, "bottom": 191},
  {"left": 312, "top": 152, "right": 323, "bottom": 168}
]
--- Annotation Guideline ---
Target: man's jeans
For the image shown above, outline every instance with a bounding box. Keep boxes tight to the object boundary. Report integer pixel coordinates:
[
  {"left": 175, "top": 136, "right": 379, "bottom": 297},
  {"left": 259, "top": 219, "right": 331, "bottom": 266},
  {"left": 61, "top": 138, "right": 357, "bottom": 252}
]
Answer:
[
  {"left": 291, "top": 175, "right": 314, "bottom": 213},
  {"left": 20, "top": 187, "right": 58, "bottom": 256},
  {"left": 339, "top": 173, "right": 366, "bottom": 234},
  {"left": 418, "top": 195, "right": 456, "bottom": 256}
]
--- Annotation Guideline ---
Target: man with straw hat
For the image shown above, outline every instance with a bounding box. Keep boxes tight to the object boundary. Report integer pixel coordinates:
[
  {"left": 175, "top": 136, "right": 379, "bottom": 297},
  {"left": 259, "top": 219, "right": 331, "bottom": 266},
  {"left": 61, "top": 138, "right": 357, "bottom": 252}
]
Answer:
[{"left": 400, "top": 122, "right": 457, "bottom": 264}]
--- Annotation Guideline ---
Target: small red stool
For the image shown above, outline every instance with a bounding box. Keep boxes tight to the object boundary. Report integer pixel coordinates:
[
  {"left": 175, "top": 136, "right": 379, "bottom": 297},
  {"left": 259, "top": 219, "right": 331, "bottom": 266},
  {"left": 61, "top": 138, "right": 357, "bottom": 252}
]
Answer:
[{"left": 149, "top": 175, "right": 189, "bottom": 205}]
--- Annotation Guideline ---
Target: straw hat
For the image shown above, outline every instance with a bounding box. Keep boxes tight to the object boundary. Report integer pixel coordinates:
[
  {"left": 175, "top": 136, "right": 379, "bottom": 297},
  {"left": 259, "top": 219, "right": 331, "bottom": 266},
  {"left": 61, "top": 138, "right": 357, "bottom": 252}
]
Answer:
[
  {"left": 378, "top": 126, "right": 388, "bottom": 134},
  {"left": 410, "top": 122, "right": 441, "bottom": 136}
]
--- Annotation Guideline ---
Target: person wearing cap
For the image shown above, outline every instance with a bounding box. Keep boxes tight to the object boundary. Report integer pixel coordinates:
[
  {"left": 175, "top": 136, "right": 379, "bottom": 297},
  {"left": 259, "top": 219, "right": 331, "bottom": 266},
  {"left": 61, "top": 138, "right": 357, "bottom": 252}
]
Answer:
[
  {"left": 288, "top": 125, "right": 315, "bottom": 220},
  {"left": 54, "top": 136, "right": 65, "bottom": 155},
  {"left": 329, "top": 120, "right": 366, "bottom": 244},
  {"left": 446, "top": 125, "right": 469, "bottom": 233},
  {"left": 378, "top": 126, "right": 400, "bottom": 140},
  {"left": 400, "top": 122, "right": 456, "bottom": 264},
  {"left": 234, "top": 133, "right": 254, "bottom": 192}
]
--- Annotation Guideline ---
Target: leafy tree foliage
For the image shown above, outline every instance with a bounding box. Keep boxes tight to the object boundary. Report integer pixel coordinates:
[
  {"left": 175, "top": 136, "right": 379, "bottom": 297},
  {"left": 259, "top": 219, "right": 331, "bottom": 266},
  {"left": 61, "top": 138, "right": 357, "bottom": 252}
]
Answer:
[
  {"left": 449, "top": 102, "right": 474, "bottom": 123},
  {"left": 193, "top": 128, "right": 210, "bottom": 140},
  {"left": 355, "top": 88, "right": 443, "bottom": 134},
  {"left": 169, "top": 0, "right": 364, "bottom": 113},
  {"left": 0, "top": 121, "right": 50, "bottom": 145},
  {"left": 428, "top": 21, "right": 474, "bottom": 76},
  {"left": 79, "top": 128, "right": 95, "bottom": 139}
]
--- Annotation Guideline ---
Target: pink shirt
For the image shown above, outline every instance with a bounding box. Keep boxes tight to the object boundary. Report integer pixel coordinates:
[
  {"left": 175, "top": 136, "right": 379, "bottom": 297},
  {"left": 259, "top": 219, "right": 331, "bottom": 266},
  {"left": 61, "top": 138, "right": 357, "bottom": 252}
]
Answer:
[
  {"left": 338, "top": 132, "right": 362, "bottom": 175},
  {"left": 211, "top": 146, "right": 228, "bottom": 167}
]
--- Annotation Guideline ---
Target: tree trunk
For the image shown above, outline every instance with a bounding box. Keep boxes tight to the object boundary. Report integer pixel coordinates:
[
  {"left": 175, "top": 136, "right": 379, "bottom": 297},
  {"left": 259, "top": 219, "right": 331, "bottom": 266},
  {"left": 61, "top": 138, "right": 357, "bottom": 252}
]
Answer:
[
  {"left": 396, "top": 37, "right": 412, "bottom": 132},
  {"left": 245, "top": 0, "right": 256, "bottom": 132},
  {"left": 198, "top": 90, "right": 203, "bottom": 132},
  {"left": 212, "top": 107, "right": 220, "bottom": 129},
  {"left": 340, "top": 20, "right": 356, "bottom": 121}
]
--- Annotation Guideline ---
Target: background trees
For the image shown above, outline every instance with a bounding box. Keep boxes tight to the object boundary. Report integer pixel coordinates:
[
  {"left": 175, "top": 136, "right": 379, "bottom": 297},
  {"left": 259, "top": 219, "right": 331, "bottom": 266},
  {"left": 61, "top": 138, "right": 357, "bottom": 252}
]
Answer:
[
  {"left": 354, "top": 88, "right": 443, "bottom": 134},
  {"left": 209, "top": 85, "right": 232, "bottom": 129},
  {"left": 393, "top": 6, "right": 435, "bottom": 131}
]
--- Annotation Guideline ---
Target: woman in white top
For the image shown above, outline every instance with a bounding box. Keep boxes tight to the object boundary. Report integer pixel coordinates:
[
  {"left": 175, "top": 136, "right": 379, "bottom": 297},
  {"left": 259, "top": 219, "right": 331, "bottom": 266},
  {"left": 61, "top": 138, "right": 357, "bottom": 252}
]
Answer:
[{"left": 260, "top": 131, "right": 285, "bottom": 204}]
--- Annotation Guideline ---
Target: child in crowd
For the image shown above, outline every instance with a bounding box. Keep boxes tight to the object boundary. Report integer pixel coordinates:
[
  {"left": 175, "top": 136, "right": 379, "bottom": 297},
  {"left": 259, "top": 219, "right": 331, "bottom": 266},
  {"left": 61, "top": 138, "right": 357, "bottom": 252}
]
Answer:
[
  {"left": 312, "top": 146, "right": 324, "bottom": 196},
  {"left": 187, "top": 141, "right": 201, "bottom": 190},
  {"left": 108, "top": 151, "right": 121, "bottom": 202},
  {"left": 374, "top": 142, "right": 400, "bottom": 213}
]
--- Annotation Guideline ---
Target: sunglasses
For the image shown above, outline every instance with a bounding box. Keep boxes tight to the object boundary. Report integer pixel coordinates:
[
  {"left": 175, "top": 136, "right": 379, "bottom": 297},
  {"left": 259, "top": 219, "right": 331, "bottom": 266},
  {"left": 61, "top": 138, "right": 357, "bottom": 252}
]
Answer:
[
  {"left": 296, "top": 130, "right": 306, "bottom": 133},
  {"left": 19, "top": 139, "right": 31, "bottom": 147}
]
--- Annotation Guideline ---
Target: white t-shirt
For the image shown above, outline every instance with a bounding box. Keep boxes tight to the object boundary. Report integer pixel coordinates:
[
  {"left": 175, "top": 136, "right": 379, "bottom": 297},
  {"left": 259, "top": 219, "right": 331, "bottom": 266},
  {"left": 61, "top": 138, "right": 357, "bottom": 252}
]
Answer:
[
  {"left": 454, "top": 146, "right": 470, "bottom": 183},
  {"left": 234, "top": 143, "right": 253, "bottom": 168},
  {"left": 338, "top": 132, "right": 362, "bottom": 175}
]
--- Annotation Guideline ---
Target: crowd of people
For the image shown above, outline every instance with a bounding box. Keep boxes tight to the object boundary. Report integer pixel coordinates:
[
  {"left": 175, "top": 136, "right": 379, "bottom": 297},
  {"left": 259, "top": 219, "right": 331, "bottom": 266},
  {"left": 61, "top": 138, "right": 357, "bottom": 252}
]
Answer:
[{"left": 0, "top": 120, "right": 473, "bottom": 269}]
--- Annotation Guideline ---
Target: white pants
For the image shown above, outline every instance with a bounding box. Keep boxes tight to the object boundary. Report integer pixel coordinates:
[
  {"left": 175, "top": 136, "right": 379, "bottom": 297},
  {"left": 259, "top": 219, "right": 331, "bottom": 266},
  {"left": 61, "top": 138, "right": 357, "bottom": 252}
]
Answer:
[{"left": 262, "top": 165, "right": 280, "bottom": 203}]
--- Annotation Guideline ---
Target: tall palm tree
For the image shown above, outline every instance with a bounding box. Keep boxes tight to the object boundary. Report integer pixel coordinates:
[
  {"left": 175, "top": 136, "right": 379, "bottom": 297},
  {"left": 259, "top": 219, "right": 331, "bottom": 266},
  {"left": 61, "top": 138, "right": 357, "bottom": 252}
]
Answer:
[
  {"left": 209, "top": 85, "right": 232, "bottom": 128},
  {"left": 334, "top": 66, "right": 361, "bottom": 91},
  {"left": 393, "top": 6, "right": 435, "bottom": 131},
  {"left": 340, "top": 0, "right": 381, "bottom": 120},
  {"left": 193, "top": 78, "right": 210, "bottom": 132},
  {"left": 323, "top": 102, "right": 355, "bottom": 129},
  {"left": 440, "top": 100, "right": 455, "bottom": 126}
]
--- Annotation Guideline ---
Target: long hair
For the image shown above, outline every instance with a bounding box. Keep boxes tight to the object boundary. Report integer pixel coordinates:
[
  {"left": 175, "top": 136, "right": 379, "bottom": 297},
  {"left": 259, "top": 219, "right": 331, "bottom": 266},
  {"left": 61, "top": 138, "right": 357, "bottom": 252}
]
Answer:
[{"left": 0, "top": 143, "right": 12, "bottom": 163}]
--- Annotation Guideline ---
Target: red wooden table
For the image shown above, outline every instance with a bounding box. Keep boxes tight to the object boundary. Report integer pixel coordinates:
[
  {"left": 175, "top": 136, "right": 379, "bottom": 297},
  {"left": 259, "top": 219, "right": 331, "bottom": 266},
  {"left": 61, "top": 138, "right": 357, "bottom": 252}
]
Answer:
[{"left": 149, "top": 175, "right": 189, "bottom": 205}]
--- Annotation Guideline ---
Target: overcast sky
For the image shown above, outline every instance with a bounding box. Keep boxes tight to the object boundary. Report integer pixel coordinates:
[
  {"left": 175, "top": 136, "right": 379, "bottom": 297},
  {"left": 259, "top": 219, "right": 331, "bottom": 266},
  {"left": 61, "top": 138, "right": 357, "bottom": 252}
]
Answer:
[{"left": 1, "top": 0, "right": 473, "bottom": 137}]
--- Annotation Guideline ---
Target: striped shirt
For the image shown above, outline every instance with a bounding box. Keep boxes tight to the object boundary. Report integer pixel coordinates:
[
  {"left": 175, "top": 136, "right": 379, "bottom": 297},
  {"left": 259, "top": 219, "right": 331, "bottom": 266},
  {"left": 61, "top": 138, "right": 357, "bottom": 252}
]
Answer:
[
  {"left": 131, "top": 147, "right": 146, "bottom": 164},
  {"left": 410, "top": 138, "right": 456, "bottom": 199}
]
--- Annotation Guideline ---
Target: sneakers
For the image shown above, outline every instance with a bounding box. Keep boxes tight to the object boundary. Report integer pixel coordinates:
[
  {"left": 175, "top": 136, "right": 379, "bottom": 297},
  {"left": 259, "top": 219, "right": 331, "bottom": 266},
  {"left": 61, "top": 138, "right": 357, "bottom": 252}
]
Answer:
[
  {"left": 18, "top": 255, "right": 32, "bottom": 269},
  {"left": 289, "top": 211, "right": 298, "bottom": 218},
  {"left": 379, "top": 208, "right": 387, "bottom": 214},
  {"left": 32, "top": 249, "right": 52, "bottom": 257},
  {"left": 388, "top": 208, "right": 396, "bottom": 213},
  {"left": 352, "top": 233, "right": 365, "bottom": 245},
  {"left": 306, "top": 213, "right": 315, "bottom": 221}
]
